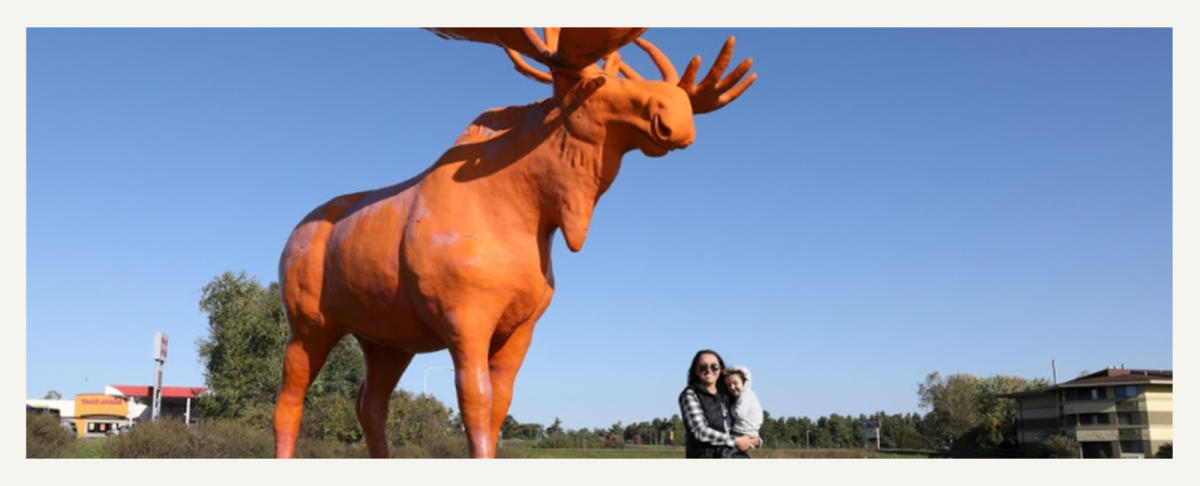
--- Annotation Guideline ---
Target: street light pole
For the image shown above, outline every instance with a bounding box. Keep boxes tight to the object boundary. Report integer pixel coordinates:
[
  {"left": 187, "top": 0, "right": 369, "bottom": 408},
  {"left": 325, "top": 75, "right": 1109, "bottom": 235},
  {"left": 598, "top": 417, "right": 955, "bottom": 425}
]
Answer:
[{"left": 423, "top": 366, "right": 455, "bottom": 395}]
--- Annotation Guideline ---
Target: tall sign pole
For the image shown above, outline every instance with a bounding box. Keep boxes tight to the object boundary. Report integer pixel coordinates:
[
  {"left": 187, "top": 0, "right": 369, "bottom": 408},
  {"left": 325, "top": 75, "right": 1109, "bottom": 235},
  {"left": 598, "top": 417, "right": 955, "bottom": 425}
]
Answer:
[
  {"left": 863, "top": 418, "right": 881, "bottom": 450},
  {"left": 151, "top": 332, "right": 168, "bottom": 420}
]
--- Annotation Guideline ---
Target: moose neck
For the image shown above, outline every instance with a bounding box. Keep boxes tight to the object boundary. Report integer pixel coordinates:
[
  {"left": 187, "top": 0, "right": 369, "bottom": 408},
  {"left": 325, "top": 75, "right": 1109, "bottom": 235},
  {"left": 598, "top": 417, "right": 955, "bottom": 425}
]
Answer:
[
  {"left": 450, "top": 98, "right": 634, "bottom": 253},
  {"left": 528, "top": 122, "right": 627, "bottom": 253}
]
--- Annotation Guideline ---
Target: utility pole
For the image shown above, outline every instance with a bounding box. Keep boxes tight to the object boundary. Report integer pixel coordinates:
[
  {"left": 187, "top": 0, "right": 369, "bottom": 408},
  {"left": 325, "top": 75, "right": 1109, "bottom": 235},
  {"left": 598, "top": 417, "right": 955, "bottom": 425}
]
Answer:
[{"left": 806, "top": 429, "right": 810, "bottom": 448}]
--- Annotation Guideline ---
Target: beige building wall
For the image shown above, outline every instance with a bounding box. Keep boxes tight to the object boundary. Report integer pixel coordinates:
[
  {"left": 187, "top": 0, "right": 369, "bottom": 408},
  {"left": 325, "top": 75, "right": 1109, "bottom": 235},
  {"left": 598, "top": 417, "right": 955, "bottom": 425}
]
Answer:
[
  {"left": 1145, "top": 385, "right": 1172, "bottom": 454},
  {"left": 1013, "top": 380, "right": 1172, "bottom": 457}
]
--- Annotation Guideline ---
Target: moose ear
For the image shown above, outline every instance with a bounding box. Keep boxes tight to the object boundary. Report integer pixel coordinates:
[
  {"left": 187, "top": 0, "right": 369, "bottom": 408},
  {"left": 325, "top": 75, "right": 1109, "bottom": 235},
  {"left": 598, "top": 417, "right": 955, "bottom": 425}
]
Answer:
[
  {"left": 584, "top": 76, "right": 607, "bottom": 91},
  {"left": 578, "top": 76, "right": 607, "bottom": 96}
]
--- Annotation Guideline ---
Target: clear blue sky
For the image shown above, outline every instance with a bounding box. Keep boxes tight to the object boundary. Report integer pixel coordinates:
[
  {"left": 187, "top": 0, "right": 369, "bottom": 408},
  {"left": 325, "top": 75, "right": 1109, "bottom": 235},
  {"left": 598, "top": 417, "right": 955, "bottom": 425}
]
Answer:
[{"left": 27, "top": 28, "right": 1171, "bottom": 429}]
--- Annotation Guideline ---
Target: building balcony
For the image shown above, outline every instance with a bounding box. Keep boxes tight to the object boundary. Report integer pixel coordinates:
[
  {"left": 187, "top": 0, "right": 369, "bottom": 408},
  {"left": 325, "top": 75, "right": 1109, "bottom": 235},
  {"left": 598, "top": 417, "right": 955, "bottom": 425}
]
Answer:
[
  {"left": 1114, "top": 399, "right": 1144, "bottom": 412},
  {"left": 1063, "top": 400, "right": 1115, "bottom": 415},
  {"left": 1075, "top": 427, "right": 1119, "bottom": 442},
  {"left": 1117, "top": 427, "right": 1148, "bottom": 440}
]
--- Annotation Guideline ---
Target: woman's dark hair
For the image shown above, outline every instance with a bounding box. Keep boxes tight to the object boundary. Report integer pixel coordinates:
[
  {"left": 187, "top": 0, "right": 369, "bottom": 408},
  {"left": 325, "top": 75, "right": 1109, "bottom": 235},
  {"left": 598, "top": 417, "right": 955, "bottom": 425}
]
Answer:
[{"left": 686, "top": 349, "right": 727, "bottom": 388}]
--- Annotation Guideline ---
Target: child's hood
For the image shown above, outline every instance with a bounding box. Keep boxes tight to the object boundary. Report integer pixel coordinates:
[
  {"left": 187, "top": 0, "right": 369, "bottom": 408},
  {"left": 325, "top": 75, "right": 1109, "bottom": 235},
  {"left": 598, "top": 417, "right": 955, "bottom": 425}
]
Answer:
[{"left": 729, "top": 364, "right": 753, "bottom": 391}]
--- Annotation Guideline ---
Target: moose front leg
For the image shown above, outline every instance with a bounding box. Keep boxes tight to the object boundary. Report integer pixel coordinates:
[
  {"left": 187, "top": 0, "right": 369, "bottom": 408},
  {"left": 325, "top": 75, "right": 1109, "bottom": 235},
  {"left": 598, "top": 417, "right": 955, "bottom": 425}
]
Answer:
[
  {"left": 488, "top": 320, "right": 537, "bottom": 446},
  {"left": 448, "top": 330, "right": 498, "bottom": 458}
]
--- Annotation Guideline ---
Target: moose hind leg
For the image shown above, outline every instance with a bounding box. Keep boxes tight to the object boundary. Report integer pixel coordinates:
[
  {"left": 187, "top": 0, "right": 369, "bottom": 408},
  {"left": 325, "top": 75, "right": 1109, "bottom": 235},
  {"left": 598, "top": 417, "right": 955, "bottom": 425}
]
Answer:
[
  {"left": 273, "top": 328, "right": 342, "bottom": 458},
  {"left": 355, "top": 338, "right": 414, "bottom": 458}
]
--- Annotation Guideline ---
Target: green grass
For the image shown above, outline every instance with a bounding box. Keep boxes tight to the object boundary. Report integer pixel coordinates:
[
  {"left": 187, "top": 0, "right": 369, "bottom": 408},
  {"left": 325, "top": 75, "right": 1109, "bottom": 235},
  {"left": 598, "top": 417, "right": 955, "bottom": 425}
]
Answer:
[
  {"left": 502, "top": 444, "right": 683, "bottom": 458},
  {"left": 497, "top": 443, "right": 933, "bottom": 459},
  {"left": 52, "top": 437, "right": 937, "bottom": 459},
  {"left": 45, "top": 433, "right": 938, "bottom": 459},
  {"left": 74, "top": 439, "right": 106, "bottom": 458}
]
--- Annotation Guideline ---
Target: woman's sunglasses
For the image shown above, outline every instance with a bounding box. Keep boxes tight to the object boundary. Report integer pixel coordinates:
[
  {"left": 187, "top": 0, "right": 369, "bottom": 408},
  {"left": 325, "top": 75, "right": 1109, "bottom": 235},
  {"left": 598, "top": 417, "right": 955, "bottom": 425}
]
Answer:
[{"left": 696, "top": 363, "right": 721, "bottom": 373}]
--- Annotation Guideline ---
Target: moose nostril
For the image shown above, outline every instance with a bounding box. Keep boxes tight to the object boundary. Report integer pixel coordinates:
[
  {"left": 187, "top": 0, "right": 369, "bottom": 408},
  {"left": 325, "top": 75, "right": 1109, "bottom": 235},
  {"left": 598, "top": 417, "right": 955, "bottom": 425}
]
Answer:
[{"left": 655, "top": 116, "right": 672, "bottom": 138}]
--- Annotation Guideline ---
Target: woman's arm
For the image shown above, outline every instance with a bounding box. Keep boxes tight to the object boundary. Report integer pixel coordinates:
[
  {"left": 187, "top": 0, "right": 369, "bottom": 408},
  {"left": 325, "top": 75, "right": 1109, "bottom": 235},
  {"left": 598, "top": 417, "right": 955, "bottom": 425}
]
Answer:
[{"left": 679, "top": 389, "right": 734, "bottom": 448}]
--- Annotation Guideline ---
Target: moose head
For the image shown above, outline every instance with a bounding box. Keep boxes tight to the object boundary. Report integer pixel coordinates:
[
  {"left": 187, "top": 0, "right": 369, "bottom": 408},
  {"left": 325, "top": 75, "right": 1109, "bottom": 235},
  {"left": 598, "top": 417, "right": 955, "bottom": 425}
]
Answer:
[
  {"left": 273, "top": 28, "right": 755, "bottom": 459},
  {"left": 430, "top": 27, "right": 756, "bottom": 250}
]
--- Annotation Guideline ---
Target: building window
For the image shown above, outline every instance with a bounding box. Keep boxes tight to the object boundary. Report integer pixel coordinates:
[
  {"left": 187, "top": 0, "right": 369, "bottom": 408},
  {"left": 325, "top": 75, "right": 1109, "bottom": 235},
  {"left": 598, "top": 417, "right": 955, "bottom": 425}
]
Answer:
[
  {"left": 86, "top": 422, "right": 113, "bottom": 433},
  {"left": 1120, "top": 440, "right": 1144, "bottom": 453},
  {"left": 1114, "top": 385, "right": 1137, "bottom": 399},
  {"left": 1077, "top": 413, "right": 1110, "bottom": 425},
  {"left": 1066, "top": 387, "right": 1108, "bottom": 401},
  {"left": 1117, "top": 412, "right": 1141, "bottom": 425}
]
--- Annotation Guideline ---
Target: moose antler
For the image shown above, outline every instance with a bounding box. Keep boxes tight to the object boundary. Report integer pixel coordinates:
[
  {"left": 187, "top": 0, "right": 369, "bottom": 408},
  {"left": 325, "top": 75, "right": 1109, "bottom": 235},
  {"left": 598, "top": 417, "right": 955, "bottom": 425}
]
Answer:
[
  {"left": 631, "top": 36, "right": 756, "bottom": 114},
  {"left": 429, "top": 27, "right": 646, "bottom": 86}
]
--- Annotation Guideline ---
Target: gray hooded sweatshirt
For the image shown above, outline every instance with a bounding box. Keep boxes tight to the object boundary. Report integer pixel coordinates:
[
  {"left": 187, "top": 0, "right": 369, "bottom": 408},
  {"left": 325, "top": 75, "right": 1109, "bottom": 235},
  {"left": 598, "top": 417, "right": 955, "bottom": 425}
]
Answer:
[{"left": 727, "top": 365, "right": 763, "bottom": 437}]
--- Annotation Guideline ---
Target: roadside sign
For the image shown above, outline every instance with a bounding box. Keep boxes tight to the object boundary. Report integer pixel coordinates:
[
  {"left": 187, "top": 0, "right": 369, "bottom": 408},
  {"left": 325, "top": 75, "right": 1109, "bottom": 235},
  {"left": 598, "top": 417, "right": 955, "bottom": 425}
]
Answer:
[
  {"left": 862, "top": 419, "right": 881, "bottom": 447},
  {"left": 152, "top": 332, "right": 169, "bottom": 362}
]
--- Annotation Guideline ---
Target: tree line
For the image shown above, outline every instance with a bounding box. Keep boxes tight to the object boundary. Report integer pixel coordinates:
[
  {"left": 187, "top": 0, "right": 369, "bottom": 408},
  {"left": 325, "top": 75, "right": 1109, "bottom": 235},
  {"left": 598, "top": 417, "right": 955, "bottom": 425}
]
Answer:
[
  {"left": 194, "top": 271, "right": 1050, "bottom": 454},
  {"left": 500, "top": 370, "right": 1042, "bottom": 454}
]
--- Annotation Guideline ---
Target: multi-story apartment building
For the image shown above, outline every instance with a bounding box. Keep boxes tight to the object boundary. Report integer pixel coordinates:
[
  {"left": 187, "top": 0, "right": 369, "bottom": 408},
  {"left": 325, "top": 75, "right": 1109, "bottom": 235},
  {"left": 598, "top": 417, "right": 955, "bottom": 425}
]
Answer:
[{"left": 1004, "top": 368, "right": 1172, "bottom": 458}]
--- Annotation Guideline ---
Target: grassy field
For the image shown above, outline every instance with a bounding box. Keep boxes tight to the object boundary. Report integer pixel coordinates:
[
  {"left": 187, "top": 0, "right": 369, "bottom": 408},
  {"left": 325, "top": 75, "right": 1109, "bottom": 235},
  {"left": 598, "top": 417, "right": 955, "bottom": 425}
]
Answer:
[
  {"left": 74, "top": 439, "right": 106, "bottom": 458},
  {"left": 498, "top": 443, "right": 935, "bottom": 459},
  {"left": 49, "top": 439, "right": 935, "bottom": 459}
]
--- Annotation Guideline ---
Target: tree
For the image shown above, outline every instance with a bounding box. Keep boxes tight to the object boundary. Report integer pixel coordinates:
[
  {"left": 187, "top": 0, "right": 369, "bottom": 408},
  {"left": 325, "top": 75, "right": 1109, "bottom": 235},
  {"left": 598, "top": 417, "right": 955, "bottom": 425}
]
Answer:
[
  {"left": 386, "top": 390, "right": 455, "bottom": 447},
  {"left": 43, "top": 390, "right": 62, "bottom": 400},
  {"left": 669, "top": 414, "right": 684, "bottom": 445},
  {"left": 609, "top": 421, "right": 623, "bottom": 438},
  {"left": 500, "top": 414, "right": 520, "bottom": 439},
  {"left": 546, "top": 417, "right": 563, "bottom": 437},
  {"left": 195, "top": 271, "right": 364, "bottom": 435},
  {"left": 918, "top": 371, "right": 1048, "bottom": 451},
  {"left": 1039, "top": 434, "right": 1080, "bottom": 458}
]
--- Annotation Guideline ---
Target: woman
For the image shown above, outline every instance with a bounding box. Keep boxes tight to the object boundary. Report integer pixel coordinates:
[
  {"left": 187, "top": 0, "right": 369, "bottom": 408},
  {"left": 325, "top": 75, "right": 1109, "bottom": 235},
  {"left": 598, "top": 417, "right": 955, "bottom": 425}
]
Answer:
[{"left": 678, "top": 349, "right": 758, "bottom": 458}]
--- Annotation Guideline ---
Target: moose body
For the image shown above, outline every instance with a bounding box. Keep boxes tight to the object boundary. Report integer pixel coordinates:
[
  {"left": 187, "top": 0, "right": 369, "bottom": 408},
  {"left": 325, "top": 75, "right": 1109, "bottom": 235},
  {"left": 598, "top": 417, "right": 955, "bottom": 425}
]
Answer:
[{"left": 273, "top": 28, "right": 755, "bottom": 458}]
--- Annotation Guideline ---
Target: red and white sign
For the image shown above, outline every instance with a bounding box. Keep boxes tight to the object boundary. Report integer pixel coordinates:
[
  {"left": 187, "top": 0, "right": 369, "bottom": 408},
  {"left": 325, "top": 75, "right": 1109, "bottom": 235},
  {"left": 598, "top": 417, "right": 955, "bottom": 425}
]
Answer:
[{"left": 152, "top": 332, "right": 169, "bottom": 361}]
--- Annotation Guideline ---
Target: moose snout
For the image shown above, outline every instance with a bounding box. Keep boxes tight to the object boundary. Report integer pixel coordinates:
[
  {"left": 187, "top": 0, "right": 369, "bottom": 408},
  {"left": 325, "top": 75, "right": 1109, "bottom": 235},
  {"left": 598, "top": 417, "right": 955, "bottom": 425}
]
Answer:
[{"left": 651, "top": 113, "right": 695, "bottom": 149}]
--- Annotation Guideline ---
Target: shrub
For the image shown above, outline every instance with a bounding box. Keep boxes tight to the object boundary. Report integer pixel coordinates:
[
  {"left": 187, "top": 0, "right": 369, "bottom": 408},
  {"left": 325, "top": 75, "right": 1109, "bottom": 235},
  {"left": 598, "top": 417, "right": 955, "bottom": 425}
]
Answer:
[
  {"left": 26, "top": 412, "right": 76, "bottom": 458},
  {"left": 1154, "top": 443, "right": 1172, "bottom": 458},
  {"left": 533, "top": 434, "right": 574, "bottom": 448},
  {"left": 1039, "top": 434, "right": 1081, "bottom": 458},
  {"left": 295, "top": 438, "right": 368, "bottom": 458},
  {"left": 411, "top": 433, "right": 469, "bottom": 458},
  {"left": 103, "top": 420, "right": 197, "bottom": 458},
  {"left": 192, "top": 420, "right": 274, "bottom": 458},
  {"left": 386, "top": 391, "right": 454, "bottom": 448},
  {"left": 96, "top": 388, "right": 465, "bottom": 458},
  {"left": 301, "top": 394, "right": 362, "bottom": 443},
  {"left": 103, "top": 419, "right": 276, "bottom": 458}
]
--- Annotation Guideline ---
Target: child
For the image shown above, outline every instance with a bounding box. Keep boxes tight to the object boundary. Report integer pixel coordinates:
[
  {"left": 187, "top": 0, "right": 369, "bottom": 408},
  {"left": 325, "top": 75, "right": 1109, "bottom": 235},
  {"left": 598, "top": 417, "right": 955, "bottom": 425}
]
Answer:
[{"left": 724, "top": 365, "right": 763, "bottom": 448}]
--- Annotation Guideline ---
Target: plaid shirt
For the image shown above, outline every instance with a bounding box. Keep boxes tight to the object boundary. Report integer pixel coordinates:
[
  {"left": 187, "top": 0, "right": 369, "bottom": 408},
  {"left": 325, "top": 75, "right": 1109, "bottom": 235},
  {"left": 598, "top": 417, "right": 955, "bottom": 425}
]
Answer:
[{"left": 679, "top": 387, "right": 735, "bottom": 448}]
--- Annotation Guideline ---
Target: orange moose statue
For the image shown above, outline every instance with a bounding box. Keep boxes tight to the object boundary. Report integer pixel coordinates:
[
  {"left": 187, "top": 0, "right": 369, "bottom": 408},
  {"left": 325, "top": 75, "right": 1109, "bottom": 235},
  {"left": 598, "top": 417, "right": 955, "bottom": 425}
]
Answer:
[{"left": 273, "top": 28, "right": 756, "bottom": 458}]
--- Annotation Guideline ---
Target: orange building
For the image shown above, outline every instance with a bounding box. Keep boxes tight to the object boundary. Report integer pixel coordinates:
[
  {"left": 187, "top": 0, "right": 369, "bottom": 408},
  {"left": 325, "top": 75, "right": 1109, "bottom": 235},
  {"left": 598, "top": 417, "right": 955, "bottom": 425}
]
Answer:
[{"left": 73, "top": 394, "right": 130, "bottom": 438}]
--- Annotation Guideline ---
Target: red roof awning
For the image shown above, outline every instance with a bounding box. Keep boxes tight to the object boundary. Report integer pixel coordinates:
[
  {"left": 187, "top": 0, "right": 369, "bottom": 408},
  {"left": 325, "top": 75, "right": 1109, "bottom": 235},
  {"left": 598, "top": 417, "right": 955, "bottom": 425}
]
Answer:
[{"left": 110, "top": 385, "right": 208, "bottom": 399}]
